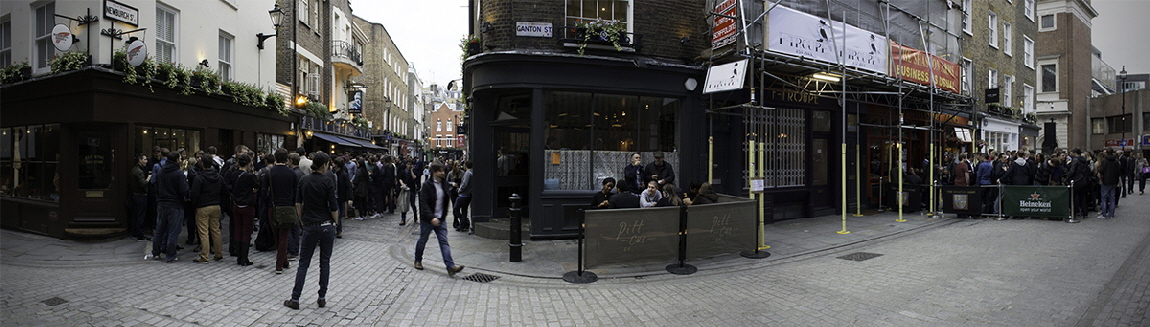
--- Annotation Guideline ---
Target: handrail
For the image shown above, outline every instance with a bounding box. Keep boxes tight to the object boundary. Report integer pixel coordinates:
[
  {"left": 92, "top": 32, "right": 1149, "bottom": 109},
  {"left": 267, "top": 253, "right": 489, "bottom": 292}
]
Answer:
[{"left": 331, "top": 40, "right": 363, "bottom": 66}]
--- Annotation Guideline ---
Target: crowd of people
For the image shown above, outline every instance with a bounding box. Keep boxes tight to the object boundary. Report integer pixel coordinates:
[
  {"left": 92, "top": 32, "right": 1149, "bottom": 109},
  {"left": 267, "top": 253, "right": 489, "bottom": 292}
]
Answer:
[
  {"left": 588, "top": 151, "right": 718, "bottom": 210},
  {"left": 903, "top": 148, "right": 1148, "bottom": 222},
  {"left": 129, "top": 144, "right": 475, "bottom": 310}
]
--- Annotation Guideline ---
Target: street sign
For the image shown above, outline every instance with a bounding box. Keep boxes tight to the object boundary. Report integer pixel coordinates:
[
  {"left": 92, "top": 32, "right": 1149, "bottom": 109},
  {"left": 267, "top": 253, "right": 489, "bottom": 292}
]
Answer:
[
  {"left": 1142, "top": 134, "right": 1150, "bottom": 146},
  {"left": 703, "top": 59, "right": 748, "bottom": 94}
]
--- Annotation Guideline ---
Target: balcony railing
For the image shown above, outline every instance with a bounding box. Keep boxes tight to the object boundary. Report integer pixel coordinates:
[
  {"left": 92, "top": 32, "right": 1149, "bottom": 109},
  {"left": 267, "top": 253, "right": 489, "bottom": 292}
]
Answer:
[
  {"left": 331, "top": 40, "right": 363, "bottom": 66},
  {"left": 559, "top": 26, "right": 642, "bottom": 52}
]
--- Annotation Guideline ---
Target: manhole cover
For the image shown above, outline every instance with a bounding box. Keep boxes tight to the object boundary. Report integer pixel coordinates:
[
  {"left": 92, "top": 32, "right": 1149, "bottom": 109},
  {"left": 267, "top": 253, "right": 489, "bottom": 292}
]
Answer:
[
  {"left": 461, "top": 272, "right": 500, "bottom": 283},
  {"left": 837, "top": 252, "right": 883, "bottom": 262},
  {"left": 42, "top": 297, "right": 68, "bottom": 306}
]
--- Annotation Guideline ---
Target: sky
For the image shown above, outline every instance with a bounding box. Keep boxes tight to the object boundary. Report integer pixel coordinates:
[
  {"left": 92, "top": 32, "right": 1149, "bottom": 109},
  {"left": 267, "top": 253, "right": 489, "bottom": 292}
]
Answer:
[
  {"left": 1091, "top": 0, "right": 1150, "bottom": 75},
  {"left": 349, "top": 0, "right": 469, "bottom": 89}
]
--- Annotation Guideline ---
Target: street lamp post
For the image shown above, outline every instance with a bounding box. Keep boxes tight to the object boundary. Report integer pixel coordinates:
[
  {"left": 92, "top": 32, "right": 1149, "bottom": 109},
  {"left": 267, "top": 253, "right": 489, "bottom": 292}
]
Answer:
[{"left": 1120, "top": 66, "right": 1127, "bottom": 150}]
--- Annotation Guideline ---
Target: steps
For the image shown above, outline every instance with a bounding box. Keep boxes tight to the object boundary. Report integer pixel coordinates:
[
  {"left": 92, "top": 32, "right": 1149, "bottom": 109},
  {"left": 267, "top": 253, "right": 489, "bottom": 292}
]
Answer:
[{"left": 472, "top": 218, "right": 530, "bottom": 240}]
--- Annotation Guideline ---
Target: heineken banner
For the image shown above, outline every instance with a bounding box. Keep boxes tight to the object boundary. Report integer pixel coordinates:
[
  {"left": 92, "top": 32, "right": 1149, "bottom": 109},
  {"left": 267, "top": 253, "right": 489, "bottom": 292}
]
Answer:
[
  {"left": 941, "top": 186, "right": 985, "bottom": 216},
  {"left": 1001, "top": 185, "right": 1072, "bottom": 218}
]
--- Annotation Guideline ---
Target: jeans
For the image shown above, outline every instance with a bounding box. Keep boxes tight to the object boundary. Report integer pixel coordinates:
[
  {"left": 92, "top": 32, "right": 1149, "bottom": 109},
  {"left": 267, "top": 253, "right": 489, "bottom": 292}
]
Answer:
[
  {"left": 1100, "top": 184, "right": 1117, "bottom": 218},
  {"left": 292, "top": 223, "right": 335, "bottom": 301},
  {"left": 1073, "top": 186, "right": 1089, "bottom": 218},
  {"left": 152, "top": 205, "right": 183, "bottom": 261},
  {"left": 276, "top": 227, "right": 290, "bottom": 271},
  {"left": 414, "top": 218, "right": 455, "bottom": 269},
  {"left": 131, "top": 194, "right": 147, "bottom": 238},
  {"left": 288, "top": 225, "right": 300, "bottom": 256},
  {"left": 337, "top": 201, "right": 346, "bottom": 234},
  {"left": 454, "top": 196, "right": 472, "bottom": 228},
  {"left": 195, "top": 205, "right": 222, "bottom": 261}
]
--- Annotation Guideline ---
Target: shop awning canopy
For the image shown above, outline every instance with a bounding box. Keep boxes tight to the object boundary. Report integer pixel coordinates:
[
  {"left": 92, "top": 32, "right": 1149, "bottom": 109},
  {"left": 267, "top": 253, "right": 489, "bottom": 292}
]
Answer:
[
  {"left": 338, "top": 136, "right": 386, "bottom": 150},
  {"left": 313, "top": 132, "right": 357, "bottom": 147}
]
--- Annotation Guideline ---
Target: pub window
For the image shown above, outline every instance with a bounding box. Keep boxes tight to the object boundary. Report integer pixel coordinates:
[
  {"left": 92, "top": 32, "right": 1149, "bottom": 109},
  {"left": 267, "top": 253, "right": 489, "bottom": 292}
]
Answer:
[
  {"left": 544, "top": 91, "right": 680, "bottom": 190},
  {"left": 256, "top": 133, "right": 285, "bottom": 154},
  {"left": 565, "top": 0, "right": 632, "bottom": 32},
  {"left": 134, "top": 126, "right": 201, "bottom": 161},
  {"left": 1, "top": 124, "right": 61, "bottom": 201}
]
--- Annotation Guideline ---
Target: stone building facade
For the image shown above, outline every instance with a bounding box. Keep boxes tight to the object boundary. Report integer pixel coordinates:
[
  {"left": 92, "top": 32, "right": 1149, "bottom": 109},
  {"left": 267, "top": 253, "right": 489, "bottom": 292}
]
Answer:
[{"left": 961, "top": 0, "right": 1040, "bottom": 152}]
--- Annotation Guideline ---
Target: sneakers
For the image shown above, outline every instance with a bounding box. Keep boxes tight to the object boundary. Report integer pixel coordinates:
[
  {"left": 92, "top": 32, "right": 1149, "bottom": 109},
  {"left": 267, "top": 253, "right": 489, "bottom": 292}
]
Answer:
[
  {"left": 448, "top": 265, "right": 465, "bottom": 276},
  {"left": 166, "top": 258, "right": 180, "bottom": 263},
  {"left": 317, "top": 299, "right": 326, "bottom": 308},
  {"left": 144, "top": 254, "right": 156, "bottom": 260},
  {"left": 193, "top": 258, "right": 210, "bottom": 263},
  {"left": 336, "top": 232, "right": 342, "bottom": 239},
  {"left": 276, "top": 269, "right": 283, "bottom": 275},
  {"left": 354, "top": 217, "right": 365, "bottom": 221},
  {"left": 288, "top": 255, "right": 298, "bottom": 261},
  {"left": 1096, "top": 214, "right": 1106, "bottom": 219},
  {"left": 283, "top": 299, "right": 299, "bottom": 310},
  {"left": 413, "top": 261, "right": 424, "bottom": 270}
]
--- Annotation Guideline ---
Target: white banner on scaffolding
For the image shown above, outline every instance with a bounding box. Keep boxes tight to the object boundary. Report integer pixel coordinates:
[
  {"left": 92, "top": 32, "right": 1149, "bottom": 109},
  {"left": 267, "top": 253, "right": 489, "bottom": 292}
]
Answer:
[{"left": 766, "top": 5, "right": 887, "bottom": 74}]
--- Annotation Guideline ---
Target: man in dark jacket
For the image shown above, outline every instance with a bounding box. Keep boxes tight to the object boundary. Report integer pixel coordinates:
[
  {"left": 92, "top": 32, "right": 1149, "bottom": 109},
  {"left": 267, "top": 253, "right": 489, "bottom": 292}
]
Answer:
[
  {"left": 607, "top": 187, "right": 642, "bottom": 209},
  {"left": 190, "top": 154, "right": 226, "bottom": 263},
  {"left": 129, "top": 154, "right": 150, "bottom": 241},
  {"left": 284, "top": 152, "right": 339, "bottom": 310},
  {"left": 1098, "top": 149, "right": 1121, "bottom": 219},
  {"left": 644, "top": 152, "right": 676, "bottom": 187},
  {"left": 149, "top": 151, "right": 188, "bottom": 262},
  {"left": 267, "top": 148, "right": 299, "bottom": 274},
  {"left": 1062, "top": 149, "right": 1090, "bottom": 222},
  {"left": 413, "top": 163, "right": 465, "bottom": 275},
  {"left": 1006, "top": 151, "right": 1033, "bottom": 186},
  {"left": 228, "top": 153, "right": 258, "bottom": 266},
  {"left": 332, "top": 157, "right": 352, "bottom": 238}
]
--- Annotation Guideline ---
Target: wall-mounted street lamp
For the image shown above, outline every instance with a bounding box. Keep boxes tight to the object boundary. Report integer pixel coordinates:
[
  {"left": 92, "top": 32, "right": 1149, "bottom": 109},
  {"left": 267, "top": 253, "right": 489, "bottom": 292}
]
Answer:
[{"left": 257, "top": 4, "right": 283, "bottom": 50}]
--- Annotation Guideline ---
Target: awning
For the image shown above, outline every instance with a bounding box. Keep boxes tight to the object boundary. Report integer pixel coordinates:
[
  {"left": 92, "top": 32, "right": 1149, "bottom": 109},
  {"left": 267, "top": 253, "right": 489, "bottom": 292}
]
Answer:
[
  {"left": 312, "top": 132, "right": 357, "bottom": 147},
  {"left": 338, "top": 136, "right": 386, "bottom": 150},
  {"left": 953, "top": 127, "right": 973, "bottom": 142}
]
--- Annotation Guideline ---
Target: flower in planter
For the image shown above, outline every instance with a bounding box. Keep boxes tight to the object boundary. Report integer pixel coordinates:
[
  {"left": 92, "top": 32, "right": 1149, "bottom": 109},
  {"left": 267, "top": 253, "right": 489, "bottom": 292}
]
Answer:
[
  {"left": 0, "top": 61, "right": 32, "bottom": 85},
  {"left": 49, "top": 52, "right": 90, "bottom": 74},
  {"left": 573, "top": 19, "right": 626, "bottom": 55}
]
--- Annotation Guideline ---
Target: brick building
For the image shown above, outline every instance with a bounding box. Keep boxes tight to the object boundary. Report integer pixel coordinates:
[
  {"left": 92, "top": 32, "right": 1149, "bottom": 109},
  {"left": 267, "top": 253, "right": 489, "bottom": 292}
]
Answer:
[
  {"left": 960, "top": 0, "right": 1040, "bottom": 152},
  {"left": 1034, "top": 0, "right": 1098, "bottom": 151}
]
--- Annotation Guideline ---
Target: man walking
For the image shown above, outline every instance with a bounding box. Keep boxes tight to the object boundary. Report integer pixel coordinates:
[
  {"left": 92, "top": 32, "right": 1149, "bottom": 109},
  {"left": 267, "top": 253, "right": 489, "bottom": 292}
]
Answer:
[
  {"left": 149, "top": 151, "right": 188, "bottom": 262},
  {"left": 284, "top": 152, "right": 338, "bottom": 310},
  {"left": 413, "top": 163, "right": 465, "bottom": 276}
]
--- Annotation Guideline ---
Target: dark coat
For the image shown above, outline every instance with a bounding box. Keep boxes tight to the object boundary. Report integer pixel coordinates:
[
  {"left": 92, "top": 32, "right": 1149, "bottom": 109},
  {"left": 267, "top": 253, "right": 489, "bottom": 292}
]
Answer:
[
  {"left": 644, "top": 161, "right": 676, "bottom": 186},
  {"left": 1099, "top": 155, "right": 1121, "bottom": 186},
  {"left": 691, "top": 192, "right": 719, "bottom": 205},
  {"left": 155, "top": 160, "right": 189, "bottom": 208},
  {"left": 607, "top": 192, "right": 641, "bottom": 209},
  {"left": 419, "top": 177, "right": 452, "bottom": 222}
]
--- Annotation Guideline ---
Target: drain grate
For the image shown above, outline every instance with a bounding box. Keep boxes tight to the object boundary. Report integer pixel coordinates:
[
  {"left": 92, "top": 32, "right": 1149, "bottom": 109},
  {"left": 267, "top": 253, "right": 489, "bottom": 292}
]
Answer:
[
  {"left": 42, "top": 297, "right": 68, "bottom": 306},
  {"left": 837, "top": 252, "right": 883, "bottom": 262},
  {"left": 461, "top": 272, "right": 500, "bottom": 283}
]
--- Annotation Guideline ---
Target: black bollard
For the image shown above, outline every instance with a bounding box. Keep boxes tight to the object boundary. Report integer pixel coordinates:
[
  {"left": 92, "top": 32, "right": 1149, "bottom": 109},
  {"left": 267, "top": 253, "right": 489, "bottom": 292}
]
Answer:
[{"left": 509, "top": 194, "right": 522, "bottom": 262}]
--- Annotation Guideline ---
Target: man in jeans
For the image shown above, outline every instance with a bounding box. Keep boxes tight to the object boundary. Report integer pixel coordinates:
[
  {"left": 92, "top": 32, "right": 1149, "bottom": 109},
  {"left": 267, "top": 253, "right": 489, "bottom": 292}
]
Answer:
[
  {"left": 413, "top": 163, "right": 464, "bottom": 275},
  {"left": 454, "top": 160, "right": 474, "bottom": 233},
  {"left": 149, "top": 151, "right": 188, "bottom": 262},
  {"left": 284, "top": 152, "right": 338, "bottom": 310},
  {"left": 1098, "top": 149, "right": 1121, "bottom": 219}
]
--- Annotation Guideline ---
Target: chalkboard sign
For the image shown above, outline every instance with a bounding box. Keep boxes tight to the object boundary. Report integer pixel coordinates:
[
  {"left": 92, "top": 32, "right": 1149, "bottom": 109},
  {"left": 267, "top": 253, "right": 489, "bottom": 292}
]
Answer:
[
  {"left": 584, "top": 206, "right": 680, "bottom": 268},
  {"left": 685, "top": 198, "right": 756, "bottom": 260}
]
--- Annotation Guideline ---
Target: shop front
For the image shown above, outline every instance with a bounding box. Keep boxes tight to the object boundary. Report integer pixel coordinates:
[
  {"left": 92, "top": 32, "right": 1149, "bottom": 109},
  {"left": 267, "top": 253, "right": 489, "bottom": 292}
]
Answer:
[
  {"left": 982, "top": 116, "right": 1021, "bottom": 153},
  {"left": 1, "top": 68, "right": 294, "bottom": 239},
  {"left": 464, "top": 53, "right": 705, "bottom": 239}
]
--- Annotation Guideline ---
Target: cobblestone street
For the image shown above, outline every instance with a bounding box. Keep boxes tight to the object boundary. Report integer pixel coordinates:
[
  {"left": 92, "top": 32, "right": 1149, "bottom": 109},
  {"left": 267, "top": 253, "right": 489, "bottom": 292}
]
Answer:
[{"left": 3, "top": 195, "right": 1149, "bottom": 326}]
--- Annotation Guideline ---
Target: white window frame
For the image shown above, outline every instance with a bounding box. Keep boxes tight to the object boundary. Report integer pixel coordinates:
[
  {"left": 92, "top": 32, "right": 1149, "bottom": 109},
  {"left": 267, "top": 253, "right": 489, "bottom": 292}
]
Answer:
[
  {"left": 1023, "top": 36, "right": 1034, "bottom": 69},
  {"left": 436, "top": 120, "right": 442, "bottom": 132},
  {"left": 1003, "top": 75, "right": 1013, "bottom": 107},
  {"left": 1023, "top": 84, "right": 1034, "bottom": 113},
  {"left": 297, "top": 0, "right": 309, "bottom": 27},
  {"left": 1039, "top": 14, "right": 1056, "bottom": 31},
  {"left": 156, "top": 4, "right": 178, "bottom": 64},
  {"left": 447, "top": 119, "right": 453, "bottom": 132},
  {"left": 0, "top": 20, "right": 11, "bottom": 68},
  {"left": 1025, "top": 0, "right": 1035, "bottom": 22},
  {"left": 311, "top": 0, "right": 320, "bottom": 30},
  {"left": 961, "top": 58, "right": 973, "bottom": 96},
  {"left": 1003, "top": 22, "right": 1012, "bottom": 56},
  {"left": 962, "top": 0, "right": 972, "bottom": 35},
  {"left": 989, "top": 12, "right": 998, "bottom": 48},
  {"left": 218, "top": 31, "right": 233, "bottom": 81},
  {"left": 564, "top": 0, "right": 634, "bottom": 33},
  {"left": 989, "top": 68, "right": 998, "bottom": 90},
  {"left": 1039, "top": 60, "right": 1058, "bottom": 93},
  {"left": 34, "top": 2, "right": 56, "bottom": 70}
]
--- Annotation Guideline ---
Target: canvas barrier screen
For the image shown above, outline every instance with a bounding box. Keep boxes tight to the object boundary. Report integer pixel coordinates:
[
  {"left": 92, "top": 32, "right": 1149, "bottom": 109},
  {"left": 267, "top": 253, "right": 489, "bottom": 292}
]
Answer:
[
  {"left": 685, "top": 198, "right": 756, "bottom": 261},
  {"left": 584, "top": 206, "right": 680, "bottom": 268},
  {"left": 1001, "top": 185, "right": 1071, "bottom": 218},
  {"left": 941, "top": 186, "right": 984, "bottom": 216}
]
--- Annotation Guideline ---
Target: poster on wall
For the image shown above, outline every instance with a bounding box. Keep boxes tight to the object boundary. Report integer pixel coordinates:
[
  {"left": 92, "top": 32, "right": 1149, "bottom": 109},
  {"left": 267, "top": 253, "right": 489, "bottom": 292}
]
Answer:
[{"left": 766, "top": 5, "right": 887, "bottom": 74}]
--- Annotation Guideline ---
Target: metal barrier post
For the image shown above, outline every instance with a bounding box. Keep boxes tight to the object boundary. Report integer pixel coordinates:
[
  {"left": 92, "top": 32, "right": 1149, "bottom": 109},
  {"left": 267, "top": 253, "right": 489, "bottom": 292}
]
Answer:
[
  {"left": 508, "top": 194, "right": 522, "bottom": 262},
  {"left": 666, "top": 206, "right": 697, "bottom": 274},
  {"left": 563, "top": 209, "right": 598, "bottom": 283},
  {"left": 1067, "top": 181, "right": 1080, "bottom": 223}
]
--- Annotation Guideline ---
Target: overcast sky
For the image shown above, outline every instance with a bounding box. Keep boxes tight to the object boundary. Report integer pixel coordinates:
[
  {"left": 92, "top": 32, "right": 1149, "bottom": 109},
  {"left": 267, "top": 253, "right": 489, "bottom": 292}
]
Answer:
[
  {"left": 349, "top": 0, "right": 469, "bottom": 89},
  {"left": 1090, "top": 0, "right": 1150, "bottom": 75}
]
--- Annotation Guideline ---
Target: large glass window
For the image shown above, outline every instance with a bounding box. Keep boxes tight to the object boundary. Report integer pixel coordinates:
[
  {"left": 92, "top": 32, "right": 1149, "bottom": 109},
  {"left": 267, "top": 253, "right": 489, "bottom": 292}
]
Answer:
[
  {"left": 1091, "top": 118, "right": 1105, "bottom": 135},
  {"left": 565, "top": 0, "right": 632, "bottom": 31},
  {"left": 2, "top": 124, "right": 61, "bottom": 201},
  {"left": 156, "top": 4, "right": 177, "bottom": 64},
  {"left": 256, "top": 133, "right": 284, "bottom": 153},
  {"left": 134, "top": 126, "right": 201, "bottom": 159},
  {"left": 543, "top": 91, "right": 679, "bottom": 190},
  {"left": 34, "top": 2, "right": 55, "bottom": 69},
  {"left": 1107, "top": 115, "right": 1132, "bottom": 134}
]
